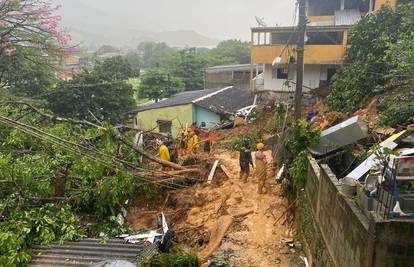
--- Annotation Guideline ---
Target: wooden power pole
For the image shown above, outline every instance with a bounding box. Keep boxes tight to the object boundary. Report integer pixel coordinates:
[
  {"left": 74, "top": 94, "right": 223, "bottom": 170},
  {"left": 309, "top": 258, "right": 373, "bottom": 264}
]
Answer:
[{"left": 294, "top": 0, "right": 307, "bottom": 120}]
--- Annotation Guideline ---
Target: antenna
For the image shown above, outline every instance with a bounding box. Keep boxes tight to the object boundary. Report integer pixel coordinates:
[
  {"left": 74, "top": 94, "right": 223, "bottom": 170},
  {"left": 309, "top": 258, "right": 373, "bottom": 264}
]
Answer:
[{"left": 255, "top": 16, "right": 267, "bottom": 27}]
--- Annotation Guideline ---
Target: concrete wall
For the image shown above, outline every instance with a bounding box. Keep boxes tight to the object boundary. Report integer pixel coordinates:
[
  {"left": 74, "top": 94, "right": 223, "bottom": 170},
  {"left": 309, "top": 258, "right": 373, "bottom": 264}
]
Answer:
[
  {"left": 205, "top": 70, "right": 251, "bottom": 91},
  {"left": 134, "top": 104, "right": 193, "bottom": 137},
  {"left": 194, "top": 105, "right": 221, "bottom": 129},
  {"left": 303, "top": 155, "right": 414, "bottom": 267},
  {"left": 304, "top": 156, "right": 375, "bottom": 267},
  {"left": 251, "top": 44, "right": 346, "bottom": 65},
  {"left": 262, "top": 64, "right": 328, "bottom": 92}
]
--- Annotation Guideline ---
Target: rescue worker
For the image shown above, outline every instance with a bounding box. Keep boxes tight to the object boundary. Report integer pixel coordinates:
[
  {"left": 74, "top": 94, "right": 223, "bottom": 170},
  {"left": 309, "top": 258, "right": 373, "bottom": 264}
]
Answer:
[
  {"left": 239, "top": 143, "right": 253, "bottom": 182},
  {"left": 204, "top": 129, "right": 213, "bottom": 153},
  {"left": 187, "top": 132, "right": 199, "bottom": 154},
  {"left": 159, "top": 141, "right": 170, "bottom": 162},
  {"left": 168, "top": 141, "right": 178, "bottom": 163},
  {"left": 255, "top": 143, "right": 268, "bottom": 194},
  {"left": 180, "top": 128, "right": 189, "bottom": 156}
]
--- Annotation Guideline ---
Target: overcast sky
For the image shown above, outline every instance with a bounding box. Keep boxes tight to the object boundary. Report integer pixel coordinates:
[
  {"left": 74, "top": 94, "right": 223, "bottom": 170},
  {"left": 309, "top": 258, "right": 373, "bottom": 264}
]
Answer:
[{"left": 55, "top": 0, "right": 296, "bottom": 40}]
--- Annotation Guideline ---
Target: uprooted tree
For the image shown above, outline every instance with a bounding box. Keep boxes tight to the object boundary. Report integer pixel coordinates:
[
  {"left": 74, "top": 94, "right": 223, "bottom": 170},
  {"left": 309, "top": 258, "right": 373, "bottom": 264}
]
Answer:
[{"left": 0, "top": 101, "right": 195, "bottom": 265}]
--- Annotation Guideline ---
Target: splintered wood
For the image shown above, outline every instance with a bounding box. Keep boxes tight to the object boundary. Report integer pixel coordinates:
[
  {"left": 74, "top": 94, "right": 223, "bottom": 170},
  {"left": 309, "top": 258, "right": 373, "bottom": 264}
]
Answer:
[{"left": 207, "top": 160, "right": 219, "bottom": 184}]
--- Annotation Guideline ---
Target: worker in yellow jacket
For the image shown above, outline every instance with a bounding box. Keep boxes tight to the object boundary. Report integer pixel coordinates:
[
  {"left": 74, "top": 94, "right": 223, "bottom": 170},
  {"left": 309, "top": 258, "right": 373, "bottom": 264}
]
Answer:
[
  {"left": 187, "top": 132, "right": 199, "bottom": 154},
  {"left": 159, "top": 141, "right": 170, "bottom": 161}
]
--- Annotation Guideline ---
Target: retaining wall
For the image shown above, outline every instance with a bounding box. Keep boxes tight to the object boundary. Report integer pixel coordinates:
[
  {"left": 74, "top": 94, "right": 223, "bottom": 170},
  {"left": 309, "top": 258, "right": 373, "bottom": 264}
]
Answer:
[{"left": 303, "top": 155, "right": 414, "bottom": 267}]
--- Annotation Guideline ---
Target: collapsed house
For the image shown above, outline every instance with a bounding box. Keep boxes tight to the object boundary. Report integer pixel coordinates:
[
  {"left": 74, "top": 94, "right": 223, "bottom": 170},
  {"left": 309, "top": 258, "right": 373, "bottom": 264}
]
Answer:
[{"left": 127, "top": 86, "right": 254, "bottom": 137}]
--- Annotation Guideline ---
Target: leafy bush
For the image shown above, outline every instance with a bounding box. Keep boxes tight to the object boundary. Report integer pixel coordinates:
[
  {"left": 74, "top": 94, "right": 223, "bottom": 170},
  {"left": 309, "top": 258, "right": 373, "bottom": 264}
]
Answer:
[
  {"left": 224, "top": 130, "right": 263, "bottom": 151},
  {"left": 283, "top": 120, "right": 320, "bottom": 163},
  {"left": 150, "top": 250, "right": 200, "bottom": 267},
  {"left": 326, "top": 3, "right": 414, "bottom": 112},
  {"left": 0, "top": 204, "right": 84, "bottom": 266},
  {"left": 0, "top": 232, "right": 31, "bottom": 267},
  {"left": 289, "top": 151, "right": 308, "bottom": 190},
  {"left": 378, "top": 92, "right": 414, "bottom": 127}
]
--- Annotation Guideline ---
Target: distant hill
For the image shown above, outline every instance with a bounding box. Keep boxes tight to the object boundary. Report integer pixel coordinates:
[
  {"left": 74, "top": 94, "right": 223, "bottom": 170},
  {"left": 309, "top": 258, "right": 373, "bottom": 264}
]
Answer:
[
  {"left": 55, "top": 0, "right": 219, "bottom": 49},
  {"left": 68, "top": 28, "right": 219, "bottom": 49}
]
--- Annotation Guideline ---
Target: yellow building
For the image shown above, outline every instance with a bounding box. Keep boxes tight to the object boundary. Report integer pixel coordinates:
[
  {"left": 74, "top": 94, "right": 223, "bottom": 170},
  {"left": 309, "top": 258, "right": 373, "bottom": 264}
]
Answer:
[{"left": 251, "top": 0, "right": 397, "bottom": 97}]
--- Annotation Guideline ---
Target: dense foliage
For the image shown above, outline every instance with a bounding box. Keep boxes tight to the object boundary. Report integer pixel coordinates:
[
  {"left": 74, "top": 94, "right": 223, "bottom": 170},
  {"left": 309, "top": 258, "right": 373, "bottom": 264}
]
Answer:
[
  {"left": 139, "top": 68, "right": 185, "bottom": 101},
  {"left": 325, "top": 3, "right": 414, "bottom": 126},
  {"left": 46, "top": 56, "right": 136, "bottom": 123},
  {"left": 124, "top": 39, "right": 251, "bottom": 92},
  {"left": 225, "top": 130, "right": 264, "bottom": 151},
  {"left": 150, "top": 250, "right": 200, "bottom": 267},
  {"left": 0, "top": 103, "right": 161, "bottom": 265}
]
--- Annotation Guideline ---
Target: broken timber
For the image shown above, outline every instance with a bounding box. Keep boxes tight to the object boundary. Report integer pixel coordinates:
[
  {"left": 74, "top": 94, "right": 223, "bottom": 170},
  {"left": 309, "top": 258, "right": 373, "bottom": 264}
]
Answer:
[
  {"left": 220, "top": 164, "right": 232, "bottom": 179},
  {"left": 207, "top": 160, "right": 220, "bottom": 184}
]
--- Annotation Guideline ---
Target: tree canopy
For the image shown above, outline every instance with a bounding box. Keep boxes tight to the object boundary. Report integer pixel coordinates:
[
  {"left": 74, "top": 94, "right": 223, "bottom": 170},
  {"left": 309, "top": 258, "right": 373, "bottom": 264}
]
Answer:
[
  {"left": 326, "top": 3, "right": 414, "bottom": 112},
  {"left": 138, "top": 68, "right": 184, "bottom": 101},
  {"left": 325, "top": 3, "right": 414, "bottom": 126},
  {"left": 0, "top": 0, "right": 67, "bottom": 98},
  {"left": 46, "top": 56, "right": 136, "bottom": 123}
]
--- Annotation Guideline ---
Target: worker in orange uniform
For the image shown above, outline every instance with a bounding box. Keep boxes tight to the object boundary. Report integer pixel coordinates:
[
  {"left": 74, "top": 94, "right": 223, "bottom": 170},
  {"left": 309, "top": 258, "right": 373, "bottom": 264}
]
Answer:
[
  {"left": 159, "top": 141, "right": 170, "bottom": 162},
  {"left": 255, "top": 143, "right": 268, "bottom": 194},
  {"left": 204, "top": 129, "right": 213, "bottom": 154}
]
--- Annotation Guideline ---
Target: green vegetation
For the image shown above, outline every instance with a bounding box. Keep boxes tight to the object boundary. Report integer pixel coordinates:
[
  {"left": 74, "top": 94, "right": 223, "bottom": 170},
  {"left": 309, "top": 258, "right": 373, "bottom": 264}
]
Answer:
[
  {"left": 138, "top": 69, "right": 185, "bottom": 102},
  {"left": 0, "top": 104, "right": 164, "bottom": 264},
  {"left": 46, "top": 56, "right": 136, "bottom": 124},
  {"left": 225, "top": 130, "right": 264, "bottom": 151},
  {"left": 150, "top": 250, "right": 200, "bottom": 267},
  {"left": 124, "top": 39, "right": 251, "bottom": 94},
  {"left": 325, "top": 3, "right": 414, "bottom": 127}
]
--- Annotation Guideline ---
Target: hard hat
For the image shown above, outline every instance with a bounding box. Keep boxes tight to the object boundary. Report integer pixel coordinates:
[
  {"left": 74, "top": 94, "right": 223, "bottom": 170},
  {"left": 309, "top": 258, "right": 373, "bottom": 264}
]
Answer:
[{"left": 257, "top": 143, "right": 265, "bottom": 150}]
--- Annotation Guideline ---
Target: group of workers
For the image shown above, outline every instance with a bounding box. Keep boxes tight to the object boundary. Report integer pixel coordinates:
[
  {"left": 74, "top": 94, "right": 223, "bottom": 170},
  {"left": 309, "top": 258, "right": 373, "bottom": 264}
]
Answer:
[
  {"left": 159, "top": 123, "right": 213, "bottom": 163},
  {"left": 158, "top": 123, "right": 268, "bottom": 194},
  {"left": 239, "top": 142, "right": 268, "bottom": 194}
]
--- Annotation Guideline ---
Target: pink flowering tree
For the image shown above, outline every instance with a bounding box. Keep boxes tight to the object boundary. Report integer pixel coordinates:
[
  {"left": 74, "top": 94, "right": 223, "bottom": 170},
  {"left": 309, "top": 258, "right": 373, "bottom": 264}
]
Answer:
[
  {"left": 0, "top": 0, "right": 69, "bottom": 56},
  {"left": 0, "top": 0, "right": 69, "bottom": 96}
]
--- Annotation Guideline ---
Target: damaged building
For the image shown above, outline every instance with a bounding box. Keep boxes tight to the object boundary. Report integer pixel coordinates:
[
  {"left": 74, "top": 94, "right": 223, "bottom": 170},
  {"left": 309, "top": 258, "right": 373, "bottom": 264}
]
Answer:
[
  {"left": 128, "top": 86, "right": 254, "bottom": 137},
  {"left": 250, "top": 0, "right": 398, "bottom": 100}
]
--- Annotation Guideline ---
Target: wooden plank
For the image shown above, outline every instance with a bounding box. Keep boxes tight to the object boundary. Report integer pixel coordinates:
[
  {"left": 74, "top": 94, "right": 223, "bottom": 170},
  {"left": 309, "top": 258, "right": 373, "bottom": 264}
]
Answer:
[
  {"left": 220, "top": 165, "right": 232, "bottom": 179},
  {"left": 207, "top": 160, "right": 219, "bottom": 184}
]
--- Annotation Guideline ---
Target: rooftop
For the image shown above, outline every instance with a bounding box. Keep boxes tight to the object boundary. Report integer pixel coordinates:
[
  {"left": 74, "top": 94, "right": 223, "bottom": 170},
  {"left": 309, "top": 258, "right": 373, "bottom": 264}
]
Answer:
[{"left": 128, "top": 86, "right": 254, "bottom": 115}]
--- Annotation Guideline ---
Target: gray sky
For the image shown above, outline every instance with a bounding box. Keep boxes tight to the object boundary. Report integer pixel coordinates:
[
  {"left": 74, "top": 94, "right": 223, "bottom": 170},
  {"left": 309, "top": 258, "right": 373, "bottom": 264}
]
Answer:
[{"left": 55, "top": 0, "right": 295, "bottom": 40}]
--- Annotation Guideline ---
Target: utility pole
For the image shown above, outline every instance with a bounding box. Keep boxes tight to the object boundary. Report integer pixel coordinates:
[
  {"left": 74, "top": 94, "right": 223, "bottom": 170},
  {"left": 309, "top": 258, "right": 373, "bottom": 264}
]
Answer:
[{"left": 294, "top": 0, "right": 306, "bottom": 120}]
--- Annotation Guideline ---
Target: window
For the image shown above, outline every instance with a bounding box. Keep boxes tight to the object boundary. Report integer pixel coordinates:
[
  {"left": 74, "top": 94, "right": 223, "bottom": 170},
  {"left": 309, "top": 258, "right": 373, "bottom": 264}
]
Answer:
[
  {"left": 273, "top": 68, "right": 288, "bottom": 79},
  {"left": 157, "top": 120, "right": 172, "bottom": 134},
  {"left": 306, "top": 31, "right": 344, "bottom": 45}
]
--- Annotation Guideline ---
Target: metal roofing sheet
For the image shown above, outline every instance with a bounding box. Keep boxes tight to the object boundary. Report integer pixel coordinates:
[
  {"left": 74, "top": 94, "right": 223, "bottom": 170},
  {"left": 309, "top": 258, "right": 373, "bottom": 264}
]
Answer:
[
  {"left": 128, "top": 88, "right": 222, "bottom": 114},
  {"left": 335, "top": 9, "right": 362, "bottom": 26},
  {"left": 195, "top": 87, "right": 255, "bottom": 115},
  {"left": 29, "top": 239, "right": 158, "bottom": 267}
]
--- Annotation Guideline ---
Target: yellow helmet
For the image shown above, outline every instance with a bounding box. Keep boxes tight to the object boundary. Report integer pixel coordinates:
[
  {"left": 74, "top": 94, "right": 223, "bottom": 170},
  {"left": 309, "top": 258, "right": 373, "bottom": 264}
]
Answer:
[{"left": 257, "top": 143, "right": 265, "bottom": 150}]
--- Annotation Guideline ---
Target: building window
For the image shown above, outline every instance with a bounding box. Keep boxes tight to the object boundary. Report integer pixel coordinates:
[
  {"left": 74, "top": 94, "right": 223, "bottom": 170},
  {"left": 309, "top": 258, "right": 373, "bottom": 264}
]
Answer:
[
  {"left": 157, "top": 120, "right": 172, "bottom": 134},
  {"left": 273, "top": 68, "right": 288, "bottom": 79},
  {"left": 134, "top": 117, "right": 138, "bottom": 127}
]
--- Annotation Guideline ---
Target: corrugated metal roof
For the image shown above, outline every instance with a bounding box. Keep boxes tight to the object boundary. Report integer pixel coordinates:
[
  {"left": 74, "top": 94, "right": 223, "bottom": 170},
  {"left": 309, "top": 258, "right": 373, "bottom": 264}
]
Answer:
[
  {"left": 127, "top": 88, "right": 222, "bottom": 114},
  {"left": 195, "top": 87, "right": 255, "bottom": 115},
  {"left": 335, "top": 9, "right": 362, "bottom": 26},
  {"left": 29, "top": 239, "right": 158, "bottom": 267}
]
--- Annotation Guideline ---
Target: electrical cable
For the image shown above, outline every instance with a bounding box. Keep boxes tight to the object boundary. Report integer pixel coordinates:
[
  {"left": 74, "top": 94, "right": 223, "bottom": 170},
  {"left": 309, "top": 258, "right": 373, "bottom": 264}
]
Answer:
[{"left": 0, "top": 116, "right": 190, "bottom": 189}]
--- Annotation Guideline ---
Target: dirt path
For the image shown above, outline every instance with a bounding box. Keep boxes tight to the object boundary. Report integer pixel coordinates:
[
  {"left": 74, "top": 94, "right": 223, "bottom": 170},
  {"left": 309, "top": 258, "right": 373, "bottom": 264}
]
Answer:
[
  {"left": 206, "top": 150, "right": 300, "bottom": 267},
  {"left": 128, "top": 149, "right": 302, "bottom": 266}
]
